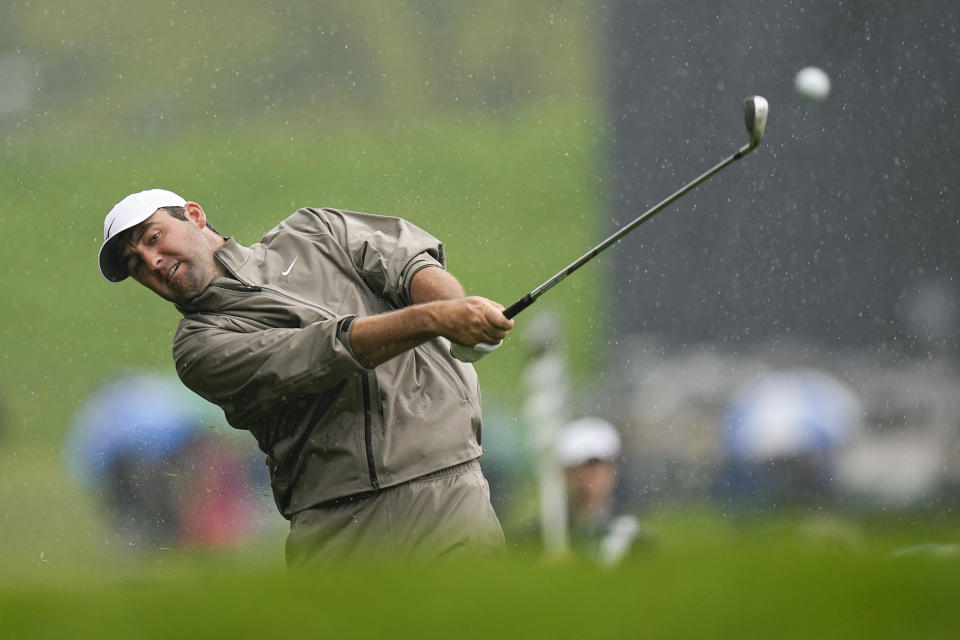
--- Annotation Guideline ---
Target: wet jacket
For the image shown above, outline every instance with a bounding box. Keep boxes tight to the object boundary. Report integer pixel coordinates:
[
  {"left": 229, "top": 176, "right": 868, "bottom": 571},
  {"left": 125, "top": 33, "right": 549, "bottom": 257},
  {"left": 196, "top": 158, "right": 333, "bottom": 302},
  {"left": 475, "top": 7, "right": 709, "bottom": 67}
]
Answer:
[{"left": 172, "top": 208, "right": 484, "bottom": 518}]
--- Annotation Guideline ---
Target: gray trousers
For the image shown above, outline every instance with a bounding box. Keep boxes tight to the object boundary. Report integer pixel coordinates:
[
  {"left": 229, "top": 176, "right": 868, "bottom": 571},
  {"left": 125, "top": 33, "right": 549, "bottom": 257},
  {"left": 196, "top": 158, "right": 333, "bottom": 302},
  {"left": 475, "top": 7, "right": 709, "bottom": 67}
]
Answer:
[{"left": 285, "top": 460, "right": 504, "bottom": 567}]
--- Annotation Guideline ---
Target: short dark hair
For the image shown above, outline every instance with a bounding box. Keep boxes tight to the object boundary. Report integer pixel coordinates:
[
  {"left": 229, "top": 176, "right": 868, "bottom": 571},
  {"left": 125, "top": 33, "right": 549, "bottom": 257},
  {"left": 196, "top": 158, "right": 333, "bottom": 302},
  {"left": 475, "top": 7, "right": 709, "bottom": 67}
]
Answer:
[{"left": 163, "top": 206, "right": 220, "bottom": 236}]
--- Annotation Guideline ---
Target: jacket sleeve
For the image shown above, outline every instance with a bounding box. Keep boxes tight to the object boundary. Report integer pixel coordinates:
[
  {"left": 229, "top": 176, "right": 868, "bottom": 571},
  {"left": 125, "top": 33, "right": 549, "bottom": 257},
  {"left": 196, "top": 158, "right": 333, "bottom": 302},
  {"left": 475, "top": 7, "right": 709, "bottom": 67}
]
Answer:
[
  {"left": 286, "top": 208, "right": 446, "bottom": 308},
  {"left": 173, "top": 316, "right": 369, "bottom": 425}
]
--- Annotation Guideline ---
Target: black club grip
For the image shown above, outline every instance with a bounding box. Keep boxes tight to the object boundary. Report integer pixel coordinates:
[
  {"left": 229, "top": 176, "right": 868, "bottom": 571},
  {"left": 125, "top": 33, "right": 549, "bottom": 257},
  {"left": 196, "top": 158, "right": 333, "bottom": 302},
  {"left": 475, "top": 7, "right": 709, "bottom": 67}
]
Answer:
[{"left": 504, "top": 294, "right": 535, "bottom": 319}]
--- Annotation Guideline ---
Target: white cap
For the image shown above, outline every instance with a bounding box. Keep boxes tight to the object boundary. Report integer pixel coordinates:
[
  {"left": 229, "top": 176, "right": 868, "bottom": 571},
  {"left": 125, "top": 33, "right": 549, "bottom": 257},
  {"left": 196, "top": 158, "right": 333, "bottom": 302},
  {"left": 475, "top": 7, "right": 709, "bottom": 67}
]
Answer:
[
  {"left": 556, "top": 417, "right": 622, "bottom": 468},
  {"left": 98, "top": 189, "right": 187, "bottom": 282}
]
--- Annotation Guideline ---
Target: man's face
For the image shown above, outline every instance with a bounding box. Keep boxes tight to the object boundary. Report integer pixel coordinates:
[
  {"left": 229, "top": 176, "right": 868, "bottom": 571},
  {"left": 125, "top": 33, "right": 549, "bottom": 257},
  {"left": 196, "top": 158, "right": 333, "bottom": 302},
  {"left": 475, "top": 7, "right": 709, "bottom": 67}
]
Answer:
[
  {"left": 120, "top": 208, "right": 222, "bottom": 304},
  {"left": 565, "top": 459, "right": 617, "bottom": 518}
]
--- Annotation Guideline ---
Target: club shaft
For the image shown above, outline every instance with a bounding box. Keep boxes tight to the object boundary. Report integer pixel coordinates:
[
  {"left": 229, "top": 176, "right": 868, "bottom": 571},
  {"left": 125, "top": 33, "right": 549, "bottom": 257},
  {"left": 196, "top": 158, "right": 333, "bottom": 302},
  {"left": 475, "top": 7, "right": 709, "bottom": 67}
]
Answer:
[{"left": 503, "top": 141, "right": 755, "bottom": 319}]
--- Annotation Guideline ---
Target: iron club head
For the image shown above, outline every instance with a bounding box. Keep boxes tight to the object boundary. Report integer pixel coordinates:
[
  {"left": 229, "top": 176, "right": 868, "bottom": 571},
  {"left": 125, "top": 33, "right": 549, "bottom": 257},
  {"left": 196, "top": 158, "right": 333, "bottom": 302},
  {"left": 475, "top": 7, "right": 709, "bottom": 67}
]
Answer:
[{"left": 743, "top": 96, "right": 769, "bottom": 149}]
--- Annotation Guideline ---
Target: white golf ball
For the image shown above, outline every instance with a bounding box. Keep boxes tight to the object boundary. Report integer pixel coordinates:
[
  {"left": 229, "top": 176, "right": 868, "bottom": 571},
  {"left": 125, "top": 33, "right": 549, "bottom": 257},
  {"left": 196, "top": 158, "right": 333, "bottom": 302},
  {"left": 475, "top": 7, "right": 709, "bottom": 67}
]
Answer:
[{"left": 794, "top": 66, "right": 831, "bottom": 102}]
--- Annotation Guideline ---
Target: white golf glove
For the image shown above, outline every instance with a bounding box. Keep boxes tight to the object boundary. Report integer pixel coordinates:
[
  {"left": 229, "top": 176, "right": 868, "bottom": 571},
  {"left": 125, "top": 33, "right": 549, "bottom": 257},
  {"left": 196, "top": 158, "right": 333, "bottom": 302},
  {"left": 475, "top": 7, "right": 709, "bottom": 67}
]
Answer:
[{"left": 450, "top": 340, "right": 502, "bottom": 363}]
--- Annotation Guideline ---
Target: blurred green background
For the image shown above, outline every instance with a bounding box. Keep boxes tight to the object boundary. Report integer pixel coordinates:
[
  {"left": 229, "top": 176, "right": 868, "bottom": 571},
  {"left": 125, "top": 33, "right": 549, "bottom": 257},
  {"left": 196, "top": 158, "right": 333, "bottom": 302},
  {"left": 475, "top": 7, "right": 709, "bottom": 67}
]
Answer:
[{"left": 1, "top": 2, "right": 957, "bottom": 635}]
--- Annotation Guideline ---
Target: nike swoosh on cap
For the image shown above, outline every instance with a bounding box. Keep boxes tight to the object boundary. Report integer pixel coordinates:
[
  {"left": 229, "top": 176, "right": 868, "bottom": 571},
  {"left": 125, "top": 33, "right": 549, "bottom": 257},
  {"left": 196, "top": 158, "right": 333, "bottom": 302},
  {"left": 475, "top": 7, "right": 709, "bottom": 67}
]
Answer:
[{"left": 106, "top": 218, "right": 117, "bottom": 239}]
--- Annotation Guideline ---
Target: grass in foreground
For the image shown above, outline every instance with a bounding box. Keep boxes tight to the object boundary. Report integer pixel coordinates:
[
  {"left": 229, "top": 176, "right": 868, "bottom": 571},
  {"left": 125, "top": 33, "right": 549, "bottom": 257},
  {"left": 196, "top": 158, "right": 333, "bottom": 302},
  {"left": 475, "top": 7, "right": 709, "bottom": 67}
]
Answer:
[{"left": 2, "top": 508, "right": 957, "bottom": 639}]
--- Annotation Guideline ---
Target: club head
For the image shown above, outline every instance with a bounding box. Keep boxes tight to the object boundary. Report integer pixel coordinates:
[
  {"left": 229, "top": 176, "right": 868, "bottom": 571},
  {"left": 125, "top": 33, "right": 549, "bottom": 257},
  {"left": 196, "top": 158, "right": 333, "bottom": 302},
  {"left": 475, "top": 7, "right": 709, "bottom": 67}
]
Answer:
[{"left": 743, "top": 96, "right": 769, "bottom": 149}]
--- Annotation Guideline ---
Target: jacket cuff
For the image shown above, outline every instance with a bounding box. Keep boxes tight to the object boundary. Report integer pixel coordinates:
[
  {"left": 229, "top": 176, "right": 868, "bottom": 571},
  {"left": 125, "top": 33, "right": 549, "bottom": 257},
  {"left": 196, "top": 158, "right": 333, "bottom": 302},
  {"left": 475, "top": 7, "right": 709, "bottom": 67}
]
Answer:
[{"left": 336, "top": 315, "right": 370, "bottom": 369}]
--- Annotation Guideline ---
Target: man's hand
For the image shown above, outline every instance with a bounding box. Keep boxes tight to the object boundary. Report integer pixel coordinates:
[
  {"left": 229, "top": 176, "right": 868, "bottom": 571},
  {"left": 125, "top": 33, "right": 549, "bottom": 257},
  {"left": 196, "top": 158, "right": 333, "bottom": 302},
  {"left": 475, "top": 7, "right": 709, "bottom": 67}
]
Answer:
[{"left": 432, "top": 296, "right": 514, "bottom": 348}]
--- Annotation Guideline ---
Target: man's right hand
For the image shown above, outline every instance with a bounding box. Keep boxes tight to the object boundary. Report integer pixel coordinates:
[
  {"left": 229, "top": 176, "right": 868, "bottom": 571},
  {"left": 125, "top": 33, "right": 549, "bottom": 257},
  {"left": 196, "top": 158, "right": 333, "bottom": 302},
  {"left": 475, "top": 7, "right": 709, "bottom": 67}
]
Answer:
[{"left": 433, "top": 296, "right": 514, "bottom": 348}]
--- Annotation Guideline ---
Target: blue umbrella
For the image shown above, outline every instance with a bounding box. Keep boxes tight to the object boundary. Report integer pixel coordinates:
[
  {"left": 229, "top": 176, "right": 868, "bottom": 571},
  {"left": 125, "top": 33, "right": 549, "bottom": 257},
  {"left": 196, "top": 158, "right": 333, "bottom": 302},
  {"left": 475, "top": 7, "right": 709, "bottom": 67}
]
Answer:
[
  {"left": 65, "top": 371, "right": 224, "bottom": 485},
  {"left": 724, "top": 369, "right": 862, "bottom": 461}
]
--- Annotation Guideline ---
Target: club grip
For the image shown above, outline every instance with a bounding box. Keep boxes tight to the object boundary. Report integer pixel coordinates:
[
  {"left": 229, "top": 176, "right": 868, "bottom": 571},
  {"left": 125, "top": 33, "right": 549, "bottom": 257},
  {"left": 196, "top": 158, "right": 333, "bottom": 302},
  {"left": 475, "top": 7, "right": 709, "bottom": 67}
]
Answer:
[{"left": 504, "top": 294, "right": 535, "bottom": 319}]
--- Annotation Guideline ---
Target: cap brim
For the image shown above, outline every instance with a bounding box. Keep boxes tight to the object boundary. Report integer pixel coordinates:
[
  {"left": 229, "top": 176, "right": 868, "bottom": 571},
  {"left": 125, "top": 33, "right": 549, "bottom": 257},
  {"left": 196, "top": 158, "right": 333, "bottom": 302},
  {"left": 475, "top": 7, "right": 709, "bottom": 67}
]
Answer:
[{"left": 98, "top": 234, "right": 130, "bottom": 282}]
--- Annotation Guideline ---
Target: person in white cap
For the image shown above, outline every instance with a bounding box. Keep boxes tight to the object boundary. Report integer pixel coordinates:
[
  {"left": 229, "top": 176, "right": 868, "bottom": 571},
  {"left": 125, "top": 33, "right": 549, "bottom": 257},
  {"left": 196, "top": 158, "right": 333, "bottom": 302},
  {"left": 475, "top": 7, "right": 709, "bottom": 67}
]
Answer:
[
  {"left": 557, "top": 417, "right": 642, "bottom": 566},
  {"left": 99, "top": 189, "right": 514, "bottom": 566}
]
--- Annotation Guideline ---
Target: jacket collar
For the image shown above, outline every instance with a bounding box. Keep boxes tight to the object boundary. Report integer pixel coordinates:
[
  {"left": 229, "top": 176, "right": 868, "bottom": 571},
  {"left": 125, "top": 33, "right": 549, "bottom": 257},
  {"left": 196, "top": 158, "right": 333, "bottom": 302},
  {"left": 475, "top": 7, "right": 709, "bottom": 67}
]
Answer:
[
  {"left": 215, "top": 237, "right": 254, "bottom": 276},
  {"left": 175, "top": 238, "right": 256, "bottom": 315}
]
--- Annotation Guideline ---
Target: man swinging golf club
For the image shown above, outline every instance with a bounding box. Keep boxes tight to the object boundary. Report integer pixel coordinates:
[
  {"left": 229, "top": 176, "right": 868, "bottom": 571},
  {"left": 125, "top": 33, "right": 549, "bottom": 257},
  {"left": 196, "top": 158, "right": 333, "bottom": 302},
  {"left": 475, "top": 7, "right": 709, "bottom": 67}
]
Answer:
[{"left": 98, "top": 191, "right": 513, "bottom": 566}]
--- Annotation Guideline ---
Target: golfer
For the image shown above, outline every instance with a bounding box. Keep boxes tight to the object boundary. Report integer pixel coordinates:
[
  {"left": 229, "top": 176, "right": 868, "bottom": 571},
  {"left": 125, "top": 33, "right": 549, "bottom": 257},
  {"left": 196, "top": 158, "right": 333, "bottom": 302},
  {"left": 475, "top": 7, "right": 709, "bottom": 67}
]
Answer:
[{"left": 98, "top": 189, "right": 513, "bottom": 566}]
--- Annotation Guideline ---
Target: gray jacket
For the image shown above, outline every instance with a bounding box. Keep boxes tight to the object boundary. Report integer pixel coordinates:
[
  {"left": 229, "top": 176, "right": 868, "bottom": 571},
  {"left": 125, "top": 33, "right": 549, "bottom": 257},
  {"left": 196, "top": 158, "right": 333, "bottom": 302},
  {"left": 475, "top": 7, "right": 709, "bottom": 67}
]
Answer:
[{"left": 172, "top": 208, "right": 484, "bottom": 517}]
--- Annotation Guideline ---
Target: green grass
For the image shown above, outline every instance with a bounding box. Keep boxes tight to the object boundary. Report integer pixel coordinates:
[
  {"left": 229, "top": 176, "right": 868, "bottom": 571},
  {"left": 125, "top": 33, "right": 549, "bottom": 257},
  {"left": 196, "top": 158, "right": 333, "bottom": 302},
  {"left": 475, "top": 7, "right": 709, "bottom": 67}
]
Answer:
[{"left": 1, "top": 508, "right": 957, "bottom": 638}]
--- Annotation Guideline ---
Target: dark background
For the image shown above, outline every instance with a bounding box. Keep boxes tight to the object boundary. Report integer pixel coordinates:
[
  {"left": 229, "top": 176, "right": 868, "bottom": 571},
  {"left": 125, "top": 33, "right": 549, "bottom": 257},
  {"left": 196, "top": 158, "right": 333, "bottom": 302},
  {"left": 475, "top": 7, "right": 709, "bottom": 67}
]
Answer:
[{"left": 606, "top": 0, "right": 959, "bottom": 352}]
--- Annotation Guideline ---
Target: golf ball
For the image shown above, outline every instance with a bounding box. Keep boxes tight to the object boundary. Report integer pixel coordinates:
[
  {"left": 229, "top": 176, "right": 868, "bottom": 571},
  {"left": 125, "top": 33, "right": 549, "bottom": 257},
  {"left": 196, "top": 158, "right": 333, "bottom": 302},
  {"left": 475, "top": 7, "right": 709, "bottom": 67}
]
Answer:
[{"left": 794, "top": 66, "right": 831, "bottom": 102}]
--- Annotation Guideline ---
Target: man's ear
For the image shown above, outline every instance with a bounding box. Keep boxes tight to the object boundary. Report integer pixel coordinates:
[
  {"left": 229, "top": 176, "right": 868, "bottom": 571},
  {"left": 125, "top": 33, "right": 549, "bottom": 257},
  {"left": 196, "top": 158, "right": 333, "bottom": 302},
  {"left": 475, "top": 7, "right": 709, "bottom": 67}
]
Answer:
[{"left": 184, "top": 201, "right": 207, "bottom": 229}]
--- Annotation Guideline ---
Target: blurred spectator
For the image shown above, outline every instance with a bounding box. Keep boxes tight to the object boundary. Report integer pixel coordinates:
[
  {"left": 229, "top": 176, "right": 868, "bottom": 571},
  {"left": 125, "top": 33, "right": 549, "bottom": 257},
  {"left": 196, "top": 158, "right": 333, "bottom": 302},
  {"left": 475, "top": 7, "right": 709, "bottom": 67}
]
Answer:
[
  {"left": 557, "top": 417, "right": 643, "bottom": 567},
  {"left": 720, "top": 368, "right": 863, "bottom": 505},
  {"left": 65, "top": 371, "right": 269, "bottom": 550}
]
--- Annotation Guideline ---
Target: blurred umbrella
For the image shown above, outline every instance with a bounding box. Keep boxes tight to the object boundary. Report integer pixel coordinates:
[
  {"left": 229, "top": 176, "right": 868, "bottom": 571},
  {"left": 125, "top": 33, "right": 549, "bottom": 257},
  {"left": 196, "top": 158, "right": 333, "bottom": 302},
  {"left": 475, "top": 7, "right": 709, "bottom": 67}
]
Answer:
[
  {"left": 65, "top": 371, "right": 223, "bottom": 485},
  {"left": 724, "top": 369, "right": 862, "bottom": 461}
]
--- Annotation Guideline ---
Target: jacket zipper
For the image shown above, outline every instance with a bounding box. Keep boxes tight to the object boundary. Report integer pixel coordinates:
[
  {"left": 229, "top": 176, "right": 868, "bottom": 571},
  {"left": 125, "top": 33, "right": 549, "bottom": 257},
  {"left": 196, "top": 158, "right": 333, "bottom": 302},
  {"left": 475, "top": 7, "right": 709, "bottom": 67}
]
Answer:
[
  {"left": 253, "top": 285, "right": 381, "bottom": 489},
  {"left": 361, "top": 374, "right": 380, "bottom": 489},
  {"left": 212, "top": 256, "right": 381, "bottom": 490}
]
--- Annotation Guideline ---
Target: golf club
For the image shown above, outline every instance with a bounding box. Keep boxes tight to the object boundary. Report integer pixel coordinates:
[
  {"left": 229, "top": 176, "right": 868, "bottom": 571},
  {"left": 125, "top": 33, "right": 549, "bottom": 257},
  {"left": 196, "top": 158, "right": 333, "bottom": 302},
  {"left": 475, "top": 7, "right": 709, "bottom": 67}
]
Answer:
[{"left": 452, "top": 96, "right": 770, "bottom": 362}]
